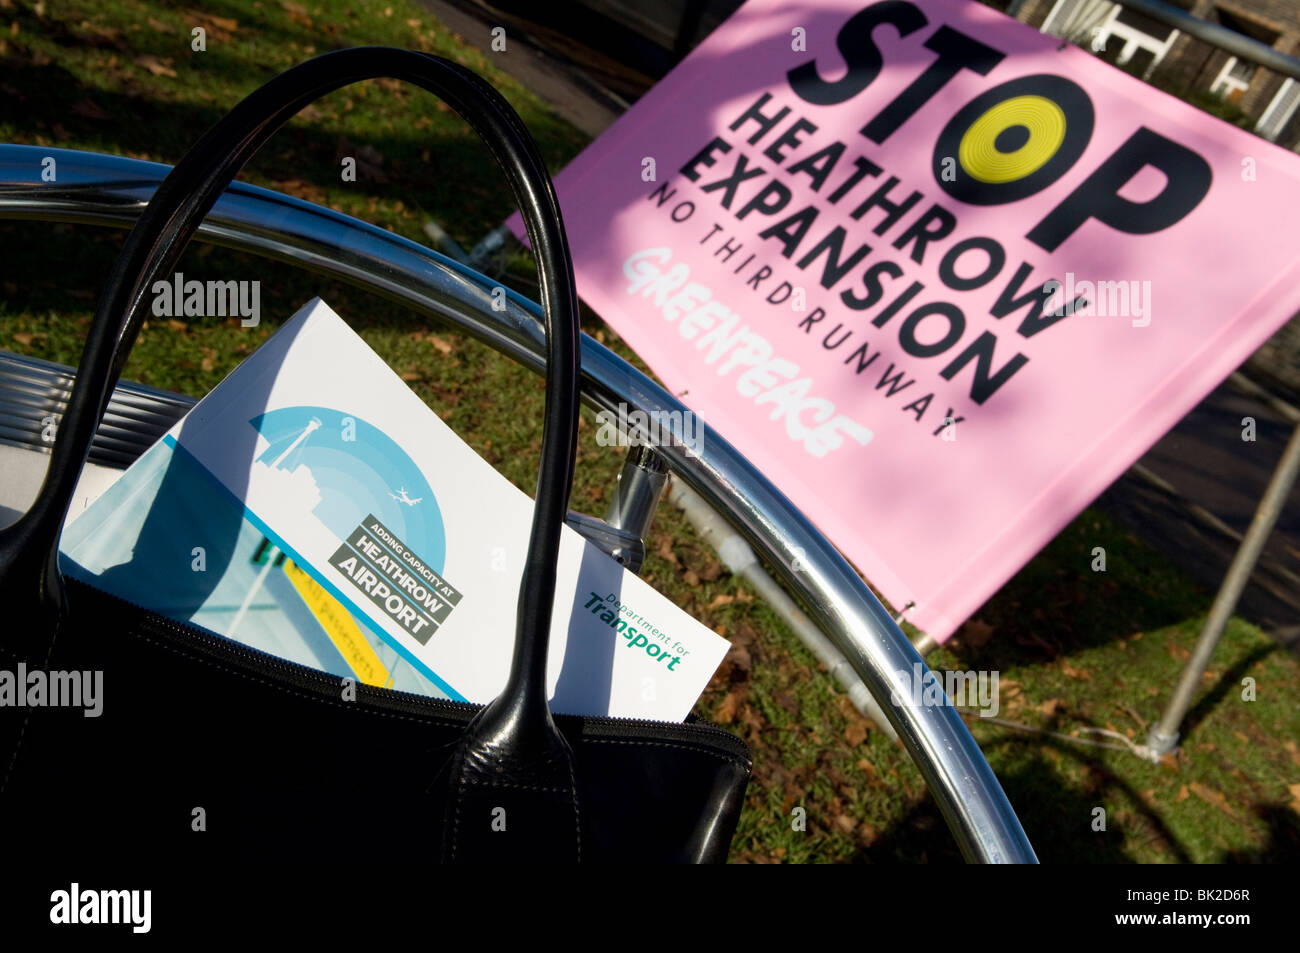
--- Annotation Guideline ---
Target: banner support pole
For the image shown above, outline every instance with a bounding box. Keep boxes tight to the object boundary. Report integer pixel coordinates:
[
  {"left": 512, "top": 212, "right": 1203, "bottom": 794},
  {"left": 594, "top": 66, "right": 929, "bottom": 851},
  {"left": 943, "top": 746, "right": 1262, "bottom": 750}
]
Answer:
[{"left": 1146, "top": 415, "right": 1300, "bottom": 758}]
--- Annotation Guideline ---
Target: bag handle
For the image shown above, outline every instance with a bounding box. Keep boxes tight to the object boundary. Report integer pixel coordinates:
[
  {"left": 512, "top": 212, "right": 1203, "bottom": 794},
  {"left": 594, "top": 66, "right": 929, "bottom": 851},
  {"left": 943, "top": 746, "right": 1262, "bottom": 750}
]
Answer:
[{"left": 0, "top": 49, "right": 583, "bottom": 854}]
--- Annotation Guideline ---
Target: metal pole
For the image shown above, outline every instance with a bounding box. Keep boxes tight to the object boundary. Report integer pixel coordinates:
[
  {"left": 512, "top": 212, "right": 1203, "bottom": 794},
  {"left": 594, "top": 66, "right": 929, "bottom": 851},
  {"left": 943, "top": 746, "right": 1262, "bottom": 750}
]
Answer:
[
  {"left": 1101, "top": 0, "right": 1300, "bottom": 82},
  {"left": 605, "top": 444, "right": 669, "bottom": 542},
  {"left": 1146, "top": 417, "right": 1300, "bottom": 757}
]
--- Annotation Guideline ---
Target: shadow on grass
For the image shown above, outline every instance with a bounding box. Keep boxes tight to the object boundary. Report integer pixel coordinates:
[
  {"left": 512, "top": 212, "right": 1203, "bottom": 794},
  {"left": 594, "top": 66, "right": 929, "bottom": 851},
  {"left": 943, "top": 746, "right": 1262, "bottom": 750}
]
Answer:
[
  {"left": 854, "top": 733, "right": 1198, "bottom": 863},
  {"left": 2, "top": 36, "right": 585, "bottom": 246},
  {"left": 1220, "top": 803, "right": 1300, "bottom": 862},
  {"left": 1180, "top": 642, "right": 1278, "bottom": 739},
  {"left": 947, "top": 508, "right": 1215, "bottom": 670}
]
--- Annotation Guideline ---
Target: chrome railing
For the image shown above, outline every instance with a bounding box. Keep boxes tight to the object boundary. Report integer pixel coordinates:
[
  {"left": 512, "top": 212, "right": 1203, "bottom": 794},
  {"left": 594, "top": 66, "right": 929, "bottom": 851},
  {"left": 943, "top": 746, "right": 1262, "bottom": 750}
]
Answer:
[{"left": 0, "top": 144, "right": 1036, "bottom": 862}]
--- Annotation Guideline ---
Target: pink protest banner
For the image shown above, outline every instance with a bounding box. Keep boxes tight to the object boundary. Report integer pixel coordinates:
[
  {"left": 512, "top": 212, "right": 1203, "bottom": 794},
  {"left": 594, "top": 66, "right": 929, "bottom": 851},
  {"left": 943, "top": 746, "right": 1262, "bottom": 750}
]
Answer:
[{"left": 512, "top": 0, "right": 1300, "bottom": 641}]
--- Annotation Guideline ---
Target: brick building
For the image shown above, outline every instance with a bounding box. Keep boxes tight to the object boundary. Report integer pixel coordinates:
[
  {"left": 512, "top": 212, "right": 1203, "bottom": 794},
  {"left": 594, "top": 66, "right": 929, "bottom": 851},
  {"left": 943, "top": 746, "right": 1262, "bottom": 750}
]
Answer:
[{"left": 1009, "top": 0, "right": 1300, "bottom": 150}]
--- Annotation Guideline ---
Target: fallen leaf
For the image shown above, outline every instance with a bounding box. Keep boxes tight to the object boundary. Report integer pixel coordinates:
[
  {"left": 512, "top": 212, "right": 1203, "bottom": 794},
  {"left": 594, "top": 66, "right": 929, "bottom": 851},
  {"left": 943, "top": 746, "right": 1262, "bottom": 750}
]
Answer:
[
  {"left": 1288, "top": 783, "right": 1300, "bottom": 816},
  {"left": 281, "top": 0, "right": 312, "bottom": 28},
  {"left": 1175, "top": 785, "right": 1189, "bottom": 802},
  {"left": 135, "top": 54, "right": 177, "bottom": 77},
  {"left": 187, "top": 10, "right": 238, "bottom": 34},
  {"left": 428, "top": 335, "right": 454, "bottom": 355},
  {"left": 77, "top": 22, "right": 122, "bottom": 48},
  {"left": 1036, "top": 698, "right": 1064, "bottom": 717},
  {"left": 834, "top": 814, "right": 856, "bottom": 834},
  {"left": 272, "top": 178, "right": 326, "bottom": 203},
  {"left": 166, "top": 319, "right": 186, "bottom": 333},
  {"left": 1189, "top": 781, "right": 1238, "bottom": 819},
  {"left": 697, "top": 557, "right": 723, "bottom": 582},
  {"left": 707, "top": 593, "right": 734, "bottom": 610},
  {"left": 844, "top": 722, "right": 868, "bottom": 746},
  {"left": 1285, "top": 740, "right": 1300, "bottom": 768},
  {"left": 713, "top": 692, "right": 739, "bottom": 724}
]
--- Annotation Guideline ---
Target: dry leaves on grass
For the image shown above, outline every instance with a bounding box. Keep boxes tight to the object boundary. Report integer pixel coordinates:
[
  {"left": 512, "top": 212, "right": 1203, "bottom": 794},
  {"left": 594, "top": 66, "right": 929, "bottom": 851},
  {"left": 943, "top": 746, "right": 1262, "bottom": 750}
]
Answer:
[
  {"left": 774, "top": 691, "right": 799, "bottom": 716},
  {"left": 1285, "top": 741, "right": 1300, "bottom": 769},
  {"left": 76, "top": 22, "right": 125, "bottom": 49},
  {"left": 272, "top": 178, "right": 327, "bottom": 204},
  {"left": 185, "top": 10, "right": 238, "bottom": 42},
  {"left": 1189, "top": 781, "right": 1238, "bottom": 819},
  {"left": 844, "top": 721, "right": 868, "bottom": 746},
  {"left": 1060, "top": 661, "right": 1092, "bottom": 681},
  {"left": 693, "top": 555, "right": 723, "bottom": 582},
  {"left": 282, "top": 1, "right": 312, "bottom": 29},
  {"left": 135, "top": 54, "right": 177, "bottom": 78},
  {"left": 654, "top": 535, "right": 678, "bottom": 566},
  {"left": 712, "top": 691, "right": 740, "bottom": 724}
]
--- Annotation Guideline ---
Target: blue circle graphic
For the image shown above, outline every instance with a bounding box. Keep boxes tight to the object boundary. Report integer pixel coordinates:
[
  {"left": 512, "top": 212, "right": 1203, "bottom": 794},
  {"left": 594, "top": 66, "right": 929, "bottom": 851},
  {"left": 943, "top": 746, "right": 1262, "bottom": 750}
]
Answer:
[{"left": 250, "top": 406, "right": 447, "bottom": 573}]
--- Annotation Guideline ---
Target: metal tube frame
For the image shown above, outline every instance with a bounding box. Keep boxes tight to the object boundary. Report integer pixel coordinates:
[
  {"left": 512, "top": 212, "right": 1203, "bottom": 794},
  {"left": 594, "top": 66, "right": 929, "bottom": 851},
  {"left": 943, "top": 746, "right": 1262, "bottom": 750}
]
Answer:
[
  {"left": 1052, "top": 0, "right": 1300, "bottom": 83},
  {"left": 0, "top": 145, "right": 1036, "bottom": 863}
]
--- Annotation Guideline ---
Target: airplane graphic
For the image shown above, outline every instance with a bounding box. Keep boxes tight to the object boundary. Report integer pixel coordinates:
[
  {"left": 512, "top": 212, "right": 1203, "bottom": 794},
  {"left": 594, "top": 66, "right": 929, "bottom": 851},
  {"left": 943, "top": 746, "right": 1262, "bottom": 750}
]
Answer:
[{"left": 389, "top": 486, "right": 422, "bottom": 506}]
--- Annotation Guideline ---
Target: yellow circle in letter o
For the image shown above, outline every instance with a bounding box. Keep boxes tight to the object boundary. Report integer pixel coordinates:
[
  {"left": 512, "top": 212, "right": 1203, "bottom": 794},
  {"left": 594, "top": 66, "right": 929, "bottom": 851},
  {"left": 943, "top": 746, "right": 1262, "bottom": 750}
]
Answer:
[{"left": 958, "top": 95, "right": 1067, "bottom": 184}]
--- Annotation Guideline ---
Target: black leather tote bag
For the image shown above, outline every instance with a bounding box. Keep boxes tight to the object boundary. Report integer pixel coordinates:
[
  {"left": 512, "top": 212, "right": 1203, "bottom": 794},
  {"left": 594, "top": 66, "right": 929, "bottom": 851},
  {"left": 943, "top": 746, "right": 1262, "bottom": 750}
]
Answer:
[{"left": 0, "top": 48, "right": 750, "bottom": 863}]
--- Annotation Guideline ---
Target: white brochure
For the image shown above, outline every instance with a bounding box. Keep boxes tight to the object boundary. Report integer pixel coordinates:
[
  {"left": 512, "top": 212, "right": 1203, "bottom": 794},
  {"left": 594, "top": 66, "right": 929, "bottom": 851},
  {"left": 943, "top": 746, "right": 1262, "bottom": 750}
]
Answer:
[{"left": 60, "top": 299, "right": 730, "bottom": 721}]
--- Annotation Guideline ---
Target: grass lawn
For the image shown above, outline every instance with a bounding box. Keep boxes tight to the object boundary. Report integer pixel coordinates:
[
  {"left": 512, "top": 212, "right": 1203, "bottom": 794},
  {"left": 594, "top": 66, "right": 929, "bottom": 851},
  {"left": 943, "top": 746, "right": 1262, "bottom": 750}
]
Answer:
[{"left": 2, "top": 0, "right": 1298, "bottom": 863}]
